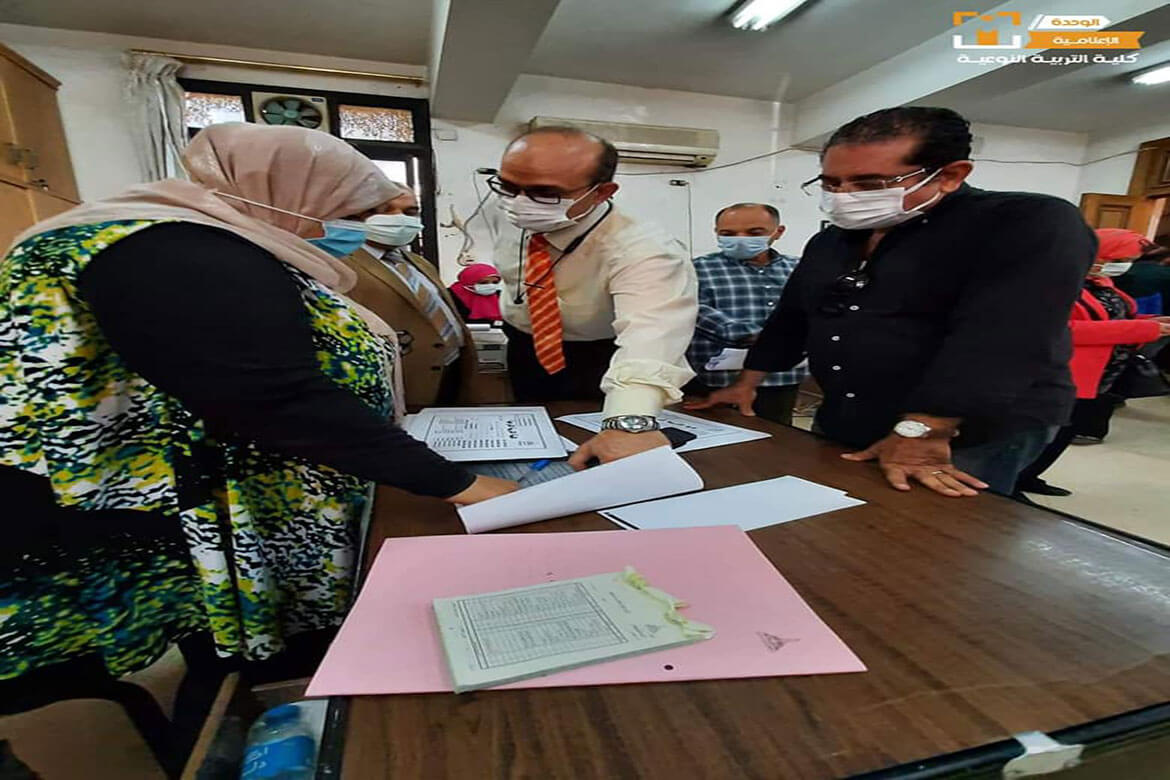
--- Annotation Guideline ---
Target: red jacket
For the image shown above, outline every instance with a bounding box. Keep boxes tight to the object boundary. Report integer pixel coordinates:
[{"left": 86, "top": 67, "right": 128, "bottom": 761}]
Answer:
[{"left": 1068, "top": 277, "right": 1161, "bottom": 398}]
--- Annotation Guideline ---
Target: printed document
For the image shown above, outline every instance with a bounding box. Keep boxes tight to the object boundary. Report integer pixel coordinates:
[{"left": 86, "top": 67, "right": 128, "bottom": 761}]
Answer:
[
  {"left": 404, "top": 407, "right": 566, "bottom": 462},
  {"left": 558, "top": 409, "right": 769, "bottom": 453},
  {"left": 434, "top": 568, "right": 713, "bottom": 692}
]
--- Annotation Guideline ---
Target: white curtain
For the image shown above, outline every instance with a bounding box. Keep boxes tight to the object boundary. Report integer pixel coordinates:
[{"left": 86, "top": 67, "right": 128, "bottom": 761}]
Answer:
[{"left": 124, "top": 53, "right": 188, "bottom": 182}]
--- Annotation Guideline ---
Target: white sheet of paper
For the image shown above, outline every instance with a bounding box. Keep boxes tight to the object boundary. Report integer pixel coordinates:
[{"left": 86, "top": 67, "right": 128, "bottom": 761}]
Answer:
[
  {"left": 457, "top": 446, "right": 703, "bottom": 533},
  {"left": 599, "top": 476, "right": 864, "bottom": 532},
  {"left": 557, "top": 409, "right": 770, "bottom": 453},
  {"left": 704, "top": 348, "right": 748, "bottom": 372},
  {"left": 405, "top": 407, "right": 566, "bottom": 462}
]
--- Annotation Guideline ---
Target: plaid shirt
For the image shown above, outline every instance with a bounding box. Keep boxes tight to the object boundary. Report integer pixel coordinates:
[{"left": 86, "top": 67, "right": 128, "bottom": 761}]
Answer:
[{"left": 687, "top": 249, "right": 808, "bottom": 388}]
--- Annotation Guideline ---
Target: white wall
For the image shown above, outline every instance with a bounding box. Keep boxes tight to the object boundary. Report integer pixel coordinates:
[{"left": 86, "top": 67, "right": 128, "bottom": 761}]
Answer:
[
  {"left": 967, "top": 123, "right": 1086, "bottom": 201},
  {"left": 0, "top": 24, "right": 425, "bottom": 202},
  {"left": 1079, "top": 119, "right": 1170, "bottom": 197}
]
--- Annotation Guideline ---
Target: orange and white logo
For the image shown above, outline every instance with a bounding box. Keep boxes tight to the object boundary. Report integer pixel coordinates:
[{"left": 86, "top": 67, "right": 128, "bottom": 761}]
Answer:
[{"left": 952, "top": 11, "right": 1144, "bottom": 52}]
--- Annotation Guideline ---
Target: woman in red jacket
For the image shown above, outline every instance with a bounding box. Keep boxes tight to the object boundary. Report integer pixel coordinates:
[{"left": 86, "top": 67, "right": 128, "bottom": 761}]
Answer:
[{"left": 1015, "top": 255, "right": 1170, "bottom": 496}]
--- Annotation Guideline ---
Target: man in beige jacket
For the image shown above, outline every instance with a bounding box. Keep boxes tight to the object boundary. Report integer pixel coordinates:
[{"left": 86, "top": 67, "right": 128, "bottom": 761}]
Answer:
[{"left": 343, "top": 182, "right": 477, "bottom": 407}]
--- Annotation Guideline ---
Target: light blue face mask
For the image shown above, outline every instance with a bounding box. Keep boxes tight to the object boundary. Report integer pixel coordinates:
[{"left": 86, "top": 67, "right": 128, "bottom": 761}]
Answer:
[
  {"left": 717, "top": 235, "right": 772, "bottom": 260},
  {"left": 307, "top": 221, "right": 368, "bottom": 257},
  {"left": 212, "top": 190, "right": 369, "bottom": 257}
]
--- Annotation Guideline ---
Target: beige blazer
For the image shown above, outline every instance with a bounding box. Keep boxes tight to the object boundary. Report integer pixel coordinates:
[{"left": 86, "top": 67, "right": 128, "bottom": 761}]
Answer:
[{"left": 344, "top": 248, "right": 477, "bottom": 407}]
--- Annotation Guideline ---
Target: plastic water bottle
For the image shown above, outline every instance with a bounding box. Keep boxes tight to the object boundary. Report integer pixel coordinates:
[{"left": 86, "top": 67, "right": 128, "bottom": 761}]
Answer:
[{"left": 239, "top": 704, "right": 316, "bottom": 780}]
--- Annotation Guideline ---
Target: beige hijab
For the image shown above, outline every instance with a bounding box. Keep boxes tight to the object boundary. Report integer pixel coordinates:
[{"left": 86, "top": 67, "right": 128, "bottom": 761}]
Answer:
[{"left": 13, "top": 122, "right": 409, "bottom": 416}]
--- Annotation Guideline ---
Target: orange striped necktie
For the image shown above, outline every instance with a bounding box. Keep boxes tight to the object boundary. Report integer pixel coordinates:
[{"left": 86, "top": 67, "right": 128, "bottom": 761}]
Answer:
[{"left": 525, "top": 234, "right": 566, "bottom": 375}]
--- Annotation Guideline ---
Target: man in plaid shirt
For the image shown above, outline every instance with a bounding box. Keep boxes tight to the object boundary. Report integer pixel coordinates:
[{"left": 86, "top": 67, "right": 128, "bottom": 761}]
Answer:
[{"left": 685, "top": 203, "right": 808, "bottom": 424}]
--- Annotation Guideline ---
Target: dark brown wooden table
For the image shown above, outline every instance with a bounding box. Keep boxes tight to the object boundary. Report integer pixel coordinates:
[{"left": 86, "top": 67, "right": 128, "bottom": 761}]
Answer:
[{"left": 320, "top": 404, "right": 1170, "bottom": 779}]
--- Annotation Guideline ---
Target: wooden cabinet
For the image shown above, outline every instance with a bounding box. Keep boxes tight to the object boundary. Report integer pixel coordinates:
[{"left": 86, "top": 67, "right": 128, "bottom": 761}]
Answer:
[
  {"left": 0, "top": 178, "right": 36, "bottom": 249},
  {"left": 0, "top": 41, "right": 79, "bottom": 251},
  {"left": 1079, "top": 192, "right": 1156, "bottom": 232}
]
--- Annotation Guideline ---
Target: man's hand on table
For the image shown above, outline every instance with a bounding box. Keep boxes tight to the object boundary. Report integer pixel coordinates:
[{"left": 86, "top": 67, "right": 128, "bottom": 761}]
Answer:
[
  {"left": 445, "top": 476, "right": 519, "bottom": 505},
  {"left": 568, "top": 429, "right": 671, "bottom": 469},
  {"left": 683, "top": 383, "right": 758, "bottom": 417},
  {"left": 841, "top": 431, "right": 988, "bottom": 498}
]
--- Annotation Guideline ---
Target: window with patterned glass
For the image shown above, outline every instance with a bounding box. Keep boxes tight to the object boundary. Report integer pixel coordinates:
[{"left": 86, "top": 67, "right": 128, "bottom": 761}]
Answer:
[
  {"left": 339, "top": 105, "right": 414, "bottom": 143},
  {"left": 184, "top": 92, "right": 246, "bottom": 128}
]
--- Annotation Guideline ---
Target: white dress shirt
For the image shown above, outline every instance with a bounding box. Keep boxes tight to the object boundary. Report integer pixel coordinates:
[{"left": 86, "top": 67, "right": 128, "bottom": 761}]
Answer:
[{"left": 492, "top": 203, "right": 698, "bottom": 417}]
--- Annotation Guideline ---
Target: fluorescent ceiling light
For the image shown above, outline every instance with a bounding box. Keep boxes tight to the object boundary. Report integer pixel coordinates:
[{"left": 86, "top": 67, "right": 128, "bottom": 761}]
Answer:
[
  {"left": 1132, "top": 64, "right": 1170, "bottom": 85},
  {"left": 731, "top": 0, "right": 811, "bottom": 31}
]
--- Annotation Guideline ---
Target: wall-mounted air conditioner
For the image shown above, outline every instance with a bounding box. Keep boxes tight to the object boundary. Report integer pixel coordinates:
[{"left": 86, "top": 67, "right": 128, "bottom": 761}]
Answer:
[
  {"left": 250, "top": 92, "right": 331, "bottom": 133},
  {"left": 528, "top": 116, "right": 719, "bottom": 168}
]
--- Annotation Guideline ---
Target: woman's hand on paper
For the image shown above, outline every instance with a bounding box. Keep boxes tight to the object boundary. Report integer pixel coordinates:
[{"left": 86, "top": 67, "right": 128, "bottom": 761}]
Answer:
[
  {"left": 446, "top": 476, "right": 519, "bottom": 505},
  {"left": 568, "top": 430, "right": 670, "bottom": 469}
]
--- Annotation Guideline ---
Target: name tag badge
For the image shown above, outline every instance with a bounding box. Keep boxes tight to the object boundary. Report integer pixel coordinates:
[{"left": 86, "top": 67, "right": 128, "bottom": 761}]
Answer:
[{"left": 705, "top": 348, "right": 748, "bottom": 372}]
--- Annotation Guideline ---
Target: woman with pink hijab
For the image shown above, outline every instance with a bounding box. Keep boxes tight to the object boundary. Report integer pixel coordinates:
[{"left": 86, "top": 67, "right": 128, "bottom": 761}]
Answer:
[
  {"left": 449, "top": 262, "right": 504, "bottom": 323},
  {"left": 0, "top": 124, "right": 514, "bottom": 704}
]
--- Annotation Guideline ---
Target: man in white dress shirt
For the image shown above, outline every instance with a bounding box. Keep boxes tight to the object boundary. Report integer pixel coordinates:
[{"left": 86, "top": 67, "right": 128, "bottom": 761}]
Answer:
[{"left": 488, "top": 126, "right": 698, "bottom": 465}]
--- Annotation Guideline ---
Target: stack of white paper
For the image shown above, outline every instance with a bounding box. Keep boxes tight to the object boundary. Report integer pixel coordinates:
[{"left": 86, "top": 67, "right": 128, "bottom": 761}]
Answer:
[
  {"left": 557, "top": 409, "right": 770, "bottom": 453},
  {"left": 599, "top": 476, "right": 864, "bottom": 532},
  {"left": 457, "top": 446, "right": 703, "bottom": 533}
]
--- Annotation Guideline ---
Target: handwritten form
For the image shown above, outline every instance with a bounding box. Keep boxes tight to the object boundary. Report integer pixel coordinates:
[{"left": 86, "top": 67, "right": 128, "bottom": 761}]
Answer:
[
  {"left": 558, "top": 409, "right": 770, "bottom": 453},
  {"left": 404, "top": 407, "right": 566, "bottom": 462},
  {"left": 306, "top": 527, "right": 866, "bottom": 697},
  {"left": 434, "top": 570, "right": 710, "bottom": 692}
]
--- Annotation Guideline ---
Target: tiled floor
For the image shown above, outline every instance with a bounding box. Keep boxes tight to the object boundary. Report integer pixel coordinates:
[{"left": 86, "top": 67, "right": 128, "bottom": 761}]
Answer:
[
  {"left": 1027, "top": 396, "right": 1170, "bottom": 546},
  {"left": 5, "top": 398, "right": 1168, "bottom": 778}
]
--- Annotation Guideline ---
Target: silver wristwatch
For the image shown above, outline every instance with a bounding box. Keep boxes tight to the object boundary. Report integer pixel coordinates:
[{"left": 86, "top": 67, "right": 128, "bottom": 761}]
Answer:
[
  {"left": 892, "top": 420, "right": 933, "bottom": 439},
  {"left": 600, "top": 415, "right": 661, "bottom": 434}
]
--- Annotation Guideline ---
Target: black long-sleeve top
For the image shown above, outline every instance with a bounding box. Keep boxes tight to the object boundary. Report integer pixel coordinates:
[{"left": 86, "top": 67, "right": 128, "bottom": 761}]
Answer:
[
  {"left": 745, "top": 185, "right": 1096, "bottom": 448},
  {"left": 75, "top": 222, "right": 474, "bottom": 498}
]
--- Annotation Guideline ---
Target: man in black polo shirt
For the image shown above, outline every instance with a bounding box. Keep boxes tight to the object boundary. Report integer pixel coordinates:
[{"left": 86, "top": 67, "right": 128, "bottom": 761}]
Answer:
[{"left": 688, "top": 107, "right": 1094, "bottom": 497}]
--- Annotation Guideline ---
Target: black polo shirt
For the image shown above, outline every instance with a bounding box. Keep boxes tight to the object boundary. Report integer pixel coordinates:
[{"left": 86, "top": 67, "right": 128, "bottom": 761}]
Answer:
[{"left": 745, "top": 184, "right": 1096, "bottom": 449}]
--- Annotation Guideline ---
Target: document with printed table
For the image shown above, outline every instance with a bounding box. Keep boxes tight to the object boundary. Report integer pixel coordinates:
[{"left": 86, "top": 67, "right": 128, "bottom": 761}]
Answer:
[
  {"left": 404, "top": 406, "right": 566, "bottom": 462},
  {"left": 558, "top": 409, "right": 770, "bottom": 453},
  {"left": 434, "top": 568, "right": 714, "bottom": 693}
]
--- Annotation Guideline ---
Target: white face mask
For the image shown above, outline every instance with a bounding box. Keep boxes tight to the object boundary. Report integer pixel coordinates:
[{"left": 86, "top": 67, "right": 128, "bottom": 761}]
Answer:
[
  {"left": 819, "top": 169, "right": 942, "bottom": 231},
  {"left": 365, "top": 213, "right": 423, "bottom": 247},
  {"left": 1099, "top": 262, "right": 1133, "bottom": 277},
  {"left": 470, "top": 282, "right": 502, "bottom": 296},
  {"left": 500, "top": 185, "right": 599, "bottom": 233}
]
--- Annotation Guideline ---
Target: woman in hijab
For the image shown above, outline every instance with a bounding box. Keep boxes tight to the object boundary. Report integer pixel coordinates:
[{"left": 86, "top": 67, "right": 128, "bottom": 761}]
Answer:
[
  {"left": 449, "top": 263, "right": 504, "bottom": 323},
  {"left": 0, "top": 124, "right": 515, "bottom": 692}
]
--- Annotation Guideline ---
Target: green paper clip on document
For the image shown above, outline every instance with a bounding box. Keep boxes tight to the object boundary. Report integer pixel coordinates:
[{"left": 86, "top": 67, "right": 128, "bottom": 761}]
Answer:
[{"left": 433, "top": 567, "right": 715, "bottom": 693}]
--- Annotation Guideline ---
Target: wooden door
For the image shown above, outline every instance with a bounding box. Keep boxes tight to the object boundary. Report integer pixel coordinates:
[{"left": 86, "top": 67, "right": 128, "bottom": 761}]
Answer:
[
  {"left": 0, "top": 178, "right": 34, "bottom": 252},
  {"left": 0, "top": 54, "right": 79, "bottom": 201},
  {"left": 1079, "top": 193, "right": 1156, "bottom": 232},
  {"left": 1130, "top": 136, "right": 1170, "bottom": 199},
  {"left": 29, "top": 189, "right": 77, "bottom": 221}
]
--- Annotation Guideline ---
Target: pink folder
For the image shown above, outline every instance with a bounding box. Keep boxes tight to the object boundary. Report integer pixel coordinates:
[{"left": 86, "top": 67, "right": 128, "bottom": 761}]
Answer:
[{"left": 306, "top": 526, "right": 865, "bottom": 696}]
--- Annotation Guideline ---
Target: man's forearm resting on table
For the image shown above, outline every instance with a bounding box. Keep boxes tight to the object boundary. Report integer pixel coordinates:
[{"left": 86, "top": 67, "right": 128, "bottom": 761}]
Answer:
[{"left": 901, "top": 413, "right": 963, "bottom": 438}]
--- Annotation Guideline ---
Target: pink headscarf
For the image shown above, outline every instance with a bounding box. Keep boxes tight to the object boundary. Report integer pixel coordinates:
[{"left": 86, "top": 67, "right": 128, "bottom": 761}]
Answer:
[
  {"left": 450, "top": 263, "right": 502, "bottom": 321},
  {"left": 13, "top": 122, "right": 399, "bottom": 294},
  {"left": 11, "top": 123, "right": 408, "bottom": 417}
]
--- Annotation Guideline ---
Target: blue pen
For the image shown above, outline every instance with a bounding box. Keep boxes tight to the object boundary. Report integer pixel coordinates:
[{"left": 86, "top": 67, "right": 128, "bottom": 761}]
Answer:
[{"left": 518, "top": 459, "right": 551, "bottom": 486}]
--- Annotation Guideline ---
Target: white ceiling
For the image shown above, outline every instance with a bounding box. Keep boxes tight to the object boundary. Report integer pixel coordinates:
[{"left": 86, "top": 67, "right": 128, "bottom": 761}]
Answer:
[
  {"left": 2, "top": 0, "right": 1167, "bottom": 133},
  {"left": 921, "top": 6, "right": 1170, "bottom": 133},
  {"left": 0, "top": 0, "right": 433, "bottom": 64},
  {"left": 526, "top": 0, "right": 957, "bottom": 101}
]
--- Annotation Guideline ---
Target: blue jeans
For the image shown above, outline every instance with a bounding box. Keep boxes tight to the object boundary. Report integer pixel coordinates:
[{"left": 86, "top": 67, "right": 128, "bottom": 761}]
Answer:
[{"left": 952, "top": 426, "right": 1059, "bottom": 496}]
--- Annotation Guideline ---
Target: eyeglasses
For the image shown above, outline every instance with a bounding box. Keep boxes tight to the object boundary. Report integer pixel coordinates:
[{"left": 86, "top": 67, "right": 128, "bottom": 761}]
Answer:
[
  {"left": 801, "top": 168, "right": 933, "bottom": 195},
  {"left": 818, "top": 266, "right": 871, "bottom": 316},
  {"left": 486, "top": 175, "right": 594, "bottom": 205}
]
